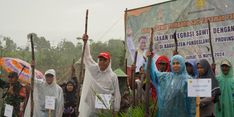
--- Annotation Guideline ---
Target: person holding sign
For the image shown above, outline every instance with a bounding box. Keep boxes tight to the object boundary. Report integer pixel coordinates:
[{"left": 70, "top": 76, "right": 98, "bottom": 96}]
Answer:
[
  {"left": 215, "top": 59, "right": 234, "bottom": 117},
  {"left": 24, "top": 69, "right": 64, "bottom": 117},
  {"left": 79, "top": 34, "right": 121, "bottom": 117},
  {"left": 149, "top": 54, "right": 194, "bottom": 117},
  {"left": 197, "top": 59, "right": 219, "bottom": 117},
  {"left": 0, "top": 72, "right": 26, "bottom": 117}
]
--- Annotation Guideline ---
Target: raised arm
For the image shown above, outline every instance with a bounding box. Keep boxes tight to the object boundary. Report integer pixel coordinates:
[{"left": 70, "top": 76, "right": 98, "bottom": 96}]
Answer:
[
  {"left": 126, "top": 35, "right": 136, "bottom": 61},
  {"left": 82, "top": 34, "right": 97, "bottom": 66},
  {"left": 146, "top": 51, "right": 165, "bottom": 87}
]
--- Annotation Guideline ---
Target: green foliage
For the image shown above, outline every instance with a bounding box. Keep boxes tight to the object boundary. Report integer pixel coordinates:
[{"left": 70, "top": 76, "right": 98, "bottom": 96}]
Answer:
[
  {"left": 96, "top": 104, "right": 145, "bottom": 117},
  {"left": 96, "top": 110, "right": 114, "bottom": 117},
  {"left": 119, "top": 105, "right": 144, "bottom": 117},
  {"left": 107, "top": 39, "right": 125, "bottom": 70},
  {"left": 2, "top": 37, "right": 17, "bottom": 51}
]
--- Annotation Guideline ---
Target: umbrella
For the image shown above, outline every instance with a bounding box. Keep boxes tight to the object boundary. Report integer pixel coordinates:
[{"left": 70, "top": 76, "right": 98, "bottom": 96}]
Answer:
[{"left": 0, "top": 57, "right": 44, "bottom": 84}]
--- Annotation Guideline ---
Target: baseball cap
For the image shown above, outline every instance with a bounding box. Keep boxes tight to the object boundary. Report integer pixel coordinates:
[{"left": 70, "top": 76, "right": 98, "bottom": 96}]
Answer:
[
  {"left": 98, "top": 52, "right": 111, "bottom": 60},
  {"left": 221, "top": 59, "right": 231, "bottom": 67},
  {"left": 45, "top": 69, "right": 56, "bottom": 78}
]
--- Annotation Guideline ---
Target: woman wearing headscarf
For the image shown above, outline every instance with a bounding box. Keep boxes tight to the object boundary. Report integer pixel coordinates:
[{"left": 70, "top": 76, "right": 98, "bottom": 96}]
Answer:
[
  {"left": 150, "top": 55, "right": 194, "bottom": 117},
  {"left": 215, "top": 59, "right": 234, "bottom": 117},
  {"left": 185, "top": 59, "right": 198, "bottom": 78},
  {"left": 197, "top": 59, "right": 219, "bottom": 117},
  {"left": 155, "top": 55, "right": 170, "bottom": 72},
  {"left": 151, "top": 55, "right": 170, "bottom": 107},
  {"left": 24, "top": 69, "right": 64, "bottom": 117},
  {"left": 63, "top": 80, "right": 77, "bottom": 117}
]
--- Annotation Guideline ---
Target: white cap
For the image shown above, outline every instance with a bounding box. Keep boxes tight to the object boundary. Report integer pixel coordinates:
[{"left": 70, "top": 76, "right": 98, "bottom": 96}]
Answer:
[
  {"left": 44, "top": 69, "right": 56, "bottom": 78},
  {"left": 221, "top": 59, "right": 231, "bottom": 67}
]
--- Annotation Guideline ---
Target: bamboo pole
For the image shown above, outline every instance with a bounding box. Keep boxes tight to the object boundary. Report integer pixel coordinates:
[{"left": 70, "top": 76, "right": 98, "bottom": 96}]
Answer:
[
  {"left": 131, "top": 51, "right": 138, "bottom": 106},
  {"left": 208, "top": 20, "right": 215, "bottom": 64},
  {"left": 196, "top": 95, "right": 200, "bottom": 117},
  {"left": 77, "top": 9, "right": 89, "bottom": 114},
  {"left": 71, "top": 59, "right": 75, "bottom": 78},
  {"left": 29, "top": 34, "right": 35, "bottom": 117},
  {"left": 173, "top": 31, "right": 178, "bottom": 54},
  {"left": 208, "top": 20, "right": 221, "bottom": 112},
  {"left": 48, "top": 109, "right": 51, "bottom": 117},
  {"left": 144, "top": 28, "right": 154, "bottom": 117}
]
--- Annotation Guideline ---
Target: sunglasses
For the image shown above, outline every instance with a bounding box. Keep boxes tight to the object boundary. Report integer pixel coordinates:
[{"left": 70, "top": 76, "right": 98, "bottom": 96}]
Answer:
[
  {"left": 158, "top": 62, "right": 167, "bottom": 65},
  {"left": 45, "top": 74, "right": 54, "bottom": 78}
]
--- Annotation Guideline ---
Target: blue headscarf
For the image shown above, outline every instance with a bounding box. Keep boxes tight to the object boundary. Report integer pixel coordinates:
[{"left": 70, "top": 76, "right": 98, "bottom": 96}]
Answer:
[
  {"left": 150, "top": 55, "right": 193, "bottom": 117},
  {"left": 185, "top": 59, "right": 198, "bottom": 78}
]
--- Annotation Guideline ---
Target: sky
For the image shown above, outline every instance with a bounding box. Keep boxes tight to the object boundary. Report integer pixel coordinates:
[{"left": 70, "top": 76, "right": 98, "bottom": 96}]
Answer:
[{"left": 0, "top": 0, "right": 168, "bottom": 47}]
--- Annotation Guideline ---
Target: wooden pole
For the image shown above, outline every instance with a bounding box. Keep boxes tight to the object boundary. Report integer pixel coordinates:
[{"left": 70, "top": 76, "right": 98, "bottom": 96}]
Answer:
[
  {"left": 208, "top": 20, "right": 215, "bottom": 64},
  {"left": 79, "top": 9, "right": 89, "bottom": 84},
  {"left": 71, "top": 59, "right": 76, "bottom": 78},
  {"left": 139, "top": 67, "right": 145, "bottom": 104},
  {"left": 144, "top": 28, "right": 154, "bottom": 117},
  {"left": 196, "top": 95, "right": 200, "bottom": 117},
  {"left": 173, "top": 31, "right": 178, "bottom": 54},
  {"left": 77, "top": 9, "right": 89, "bottom": 114},
  {"left": 124, "top": 8, "right": 129, "bottom": 91},
  {"left": 208, "top": 20, "right": 221, "bottom": 112},
  {"left": 48, "top": 109, "right": 51, "bottom": 117},
  {"left": 131, "top": 51, "right": 138, "bottom": 106},
  {"left": 29, "top": 34, "right": 35, "bottom": 117}
]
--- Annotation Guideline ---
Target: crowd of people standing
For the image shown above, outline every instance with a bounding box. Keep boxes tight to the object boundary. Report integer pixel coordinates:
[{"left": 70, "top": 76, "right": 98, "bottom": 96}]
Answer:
[{"left": 0, "top": 33, "right": 233, "bottom": 117}]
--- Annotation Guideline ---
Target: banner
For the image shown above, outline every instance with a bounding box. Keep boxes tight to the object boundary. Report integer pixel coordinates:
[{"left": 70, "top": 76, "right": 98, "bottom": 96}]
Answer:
[{"left": 125, "top": 0, "right": 234, "bottom": 73}]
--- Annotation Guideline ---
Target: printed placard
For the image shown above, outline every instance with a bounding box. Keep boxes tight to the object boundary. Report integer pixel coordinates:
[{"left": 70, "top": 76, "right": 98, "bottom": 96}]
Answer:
[
  {"left": 188, "top": 79, "right": 211, "bottom": 97},
  {"left": 4, "top": 104, "right": 13, "bottom": 117},
  {"left": 95, "top": 94, "right": 112, "bottom": 109},
  {"left": 45, "top": 96, "right": 56, "bottom": 110}
]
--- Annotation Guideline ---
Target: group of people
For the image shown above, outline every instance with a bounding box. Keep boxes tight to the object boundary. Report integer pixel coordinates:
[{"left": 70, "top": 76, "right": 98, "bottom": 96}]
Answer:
[
  {"left": 0, "top": 32, "right": 233, "bottom": 117},
  {"left": 0, "top": 34, "right": 121, "bottom": 117},
  {"left": 126, "top": 32, "right": 234, "bottom": 117},
  {"left": 0, "top": 70, "right": 81, "bottom": 117},
  {"left": 146, "top": 53, "right": 233, "bottom": 117}
]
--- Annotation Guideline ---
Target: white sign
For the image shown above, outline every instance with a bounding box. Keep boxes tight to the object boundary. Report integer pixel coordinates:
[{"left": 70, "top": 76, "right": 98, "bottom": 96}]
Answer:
[
  {"left": 95, "top": 94, "right": 112, "bottom": 109},
  {"left": 45, "top": 96, "right": 56, "bottom": 110},
  {"left": 188, "top": 79, "right": 211, "bottom": 97},
  {"left": 4, "top": 104, "right": 13, "bottom": 117}
]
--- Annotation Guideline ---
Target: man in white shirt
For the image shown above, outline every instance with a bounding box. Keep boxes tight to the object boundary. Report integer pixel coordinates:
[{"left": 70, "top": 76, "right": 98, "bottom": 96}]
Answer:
[{"left": 79, "top": 34, "right": 121, "bottom": 117}]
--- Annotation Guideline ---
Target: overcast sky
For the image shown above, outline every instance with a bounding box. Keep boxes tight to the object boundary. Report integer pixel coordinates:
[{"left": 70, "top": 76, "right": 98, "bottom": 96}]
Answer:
[{"left": 0, "top": 0, "right": 168, "bottom": 47}]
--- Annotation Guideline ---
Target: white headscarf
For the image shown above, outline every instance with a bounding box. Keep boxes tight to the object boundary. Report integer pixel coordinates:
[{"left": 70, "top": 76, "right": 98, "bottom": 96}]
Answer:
[{"left": 24, "top": 69, "right": 64, "bottom": 117}]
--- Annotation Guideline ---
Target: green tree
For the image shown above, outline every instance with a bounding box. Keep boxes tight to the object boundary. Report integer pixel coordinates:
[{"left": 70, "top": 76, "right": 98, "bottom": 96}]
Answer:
[
  {"left": 107, "top": 39, "right": 125, "bottom": 70},
  {"left": 3, "top": 37, "right": 17, "bottom": 51}
]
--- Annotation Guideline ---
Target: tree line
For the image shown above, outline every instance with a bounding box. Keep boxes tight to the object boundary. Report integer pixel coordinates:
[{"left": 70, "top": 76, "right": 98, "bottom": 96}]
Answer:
[{"left": 0, "top": 33, "right": 126, "bottom": 84}]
